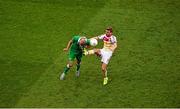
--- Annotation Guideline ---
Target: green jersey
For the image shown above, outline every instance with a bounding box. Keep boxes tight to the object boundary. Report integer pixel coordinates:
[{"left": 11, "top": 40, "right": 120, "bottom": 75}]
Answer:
[{"left": 70, "top": 35, "right": 90, "bottom": 54}]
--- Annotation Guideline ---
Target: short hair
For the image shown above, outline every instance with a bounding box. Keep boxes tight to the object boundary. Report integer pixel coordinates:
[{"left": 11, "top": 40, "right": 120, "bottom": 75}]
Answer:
[{"left": 106, "top": 27, "right": 113, "bottom": 33}]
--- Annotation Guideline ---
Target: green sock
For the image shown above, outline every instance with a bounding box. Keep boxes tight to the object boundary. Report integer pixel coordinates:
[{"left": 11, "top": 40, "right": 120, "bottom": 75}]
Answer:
[
  {"left": 63, "top": 66, "right": 70, "bottom": 74},
  {"left": 76, "top": 64, "right": 80, "bottom": 71}
]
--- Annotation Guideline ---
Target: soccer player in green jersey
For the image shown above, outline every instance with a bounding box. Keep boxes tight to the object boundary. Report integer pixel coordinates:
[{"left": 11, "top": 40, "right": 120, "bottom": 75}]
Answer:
[{"left": 60, "top": 36, "right": 90, "bottom": 80}]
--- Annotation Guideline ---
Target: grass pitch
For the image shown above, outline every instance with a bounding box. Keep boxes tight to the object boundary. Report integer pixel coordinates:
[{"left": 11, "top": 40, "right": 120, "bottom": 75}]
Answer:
[{"left": 0, "top": 0, "right": 179, "bottom": 107}]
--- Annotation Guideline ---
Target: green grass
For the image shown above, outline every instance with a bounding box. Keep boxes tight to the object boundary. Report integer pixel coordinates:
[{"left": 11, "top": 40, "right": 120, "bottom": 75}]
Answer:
[{"left": 0, "top": 0, "right": 179, "bottom": 107}]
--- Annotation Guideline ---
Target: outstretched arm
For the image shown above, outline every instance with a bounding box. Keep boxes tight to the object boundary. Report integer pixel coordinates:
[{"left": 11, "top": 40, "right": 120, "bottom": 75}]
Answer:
[
  {"left": 91, "top": 34, "right": 104, "bottom": 40},
  {"left": 91, "top": 36, "right": 99, "bottom": 40},
  {"left": 63, "top": 39, "right": 72, "bottom": 51}
]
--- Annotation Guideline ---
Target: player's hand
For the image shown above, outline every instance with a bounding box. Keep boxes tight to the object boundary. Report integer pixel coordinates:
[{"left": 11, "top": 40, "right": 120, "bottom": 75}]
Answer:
[
  {"left": 63, "top": 48, "right": 68, "bottom": 51},
  {"left": 109, "top": 46, "right": 115, "bottom": 52},
  {"left": 110, "top": 48, "right": 114, "bottom": 52}
]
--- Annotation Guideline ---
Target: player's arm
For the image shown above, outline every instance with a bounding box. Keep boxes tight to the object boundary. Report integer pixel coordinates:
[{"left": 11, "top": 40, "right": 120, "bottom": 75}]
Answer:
[
  {"left": 90, "top": 34, "right": 104, "bottom": 40},
  {"left": 111, "top": 42, "right": 117, "bottom": 52},
  {"left": 63, "top": 39, "right": 72, "bottom": 51},
  {"left": 91, "top": 36, "right": 99, "bottom": 40}
]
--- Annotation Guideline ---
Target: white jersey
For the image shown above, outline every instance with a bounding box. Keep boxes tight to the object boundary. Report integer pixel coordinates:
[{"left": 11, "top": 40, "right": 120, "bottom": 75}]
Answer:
[
  {"left": 98, "top": 34, "right": 117, "bottom": 64},
  {"left": 98, "top": 34, "right": 117, "bottom": 51}
]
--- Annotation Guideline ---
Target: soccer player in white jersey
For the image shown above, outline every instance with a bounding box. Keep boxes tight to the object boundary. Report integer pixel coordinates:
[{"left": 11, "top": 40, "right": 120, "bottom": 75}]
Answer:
[{"left": 84, "top": 27, "right": 117, "bottom": 85}]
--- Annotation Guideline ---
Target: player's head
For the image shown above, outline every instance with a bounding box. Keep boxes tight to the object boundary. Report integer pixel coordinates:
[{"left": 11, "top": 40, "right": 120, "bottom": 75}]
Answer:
[
  {"left": 79, "top": 37, "right": 87, "bottom": 46},
  {"left": 105, "top": 27, "right": 113, "bottom": 37}
]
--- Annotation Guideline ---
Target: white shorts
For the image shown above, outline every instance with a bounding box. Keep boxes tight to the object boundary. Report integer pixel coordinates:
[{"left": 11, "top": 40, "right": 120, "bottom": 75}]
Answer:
[{"left": 100, "top": 49, "right": 113, "bottom": 64}]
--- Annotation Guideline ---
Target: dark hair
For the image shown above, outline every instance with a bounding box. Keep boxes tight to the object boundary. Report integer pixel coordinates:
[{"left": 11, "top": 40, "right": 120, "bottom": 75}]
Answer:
[{"left": 106, "top": 27, "right": 113, "bottom": 33}]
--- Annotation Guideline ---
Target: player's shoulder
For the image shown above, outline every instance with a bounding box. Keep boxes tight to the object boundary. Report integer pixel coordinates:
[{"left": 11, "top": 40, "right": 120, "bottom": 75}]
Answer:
[
  {"left": 73, "top": 35, "right": 80, "bottom": 39},
  {"left": 111, "top": 35, "right": 117, "bottom": 38},
  {"left": 72, "top": 35, "right": 80, "bottom": 42},
  {"left": 111, "top": 35, "right": 117, "bottom": 40},
  {"left": 111, "top": 35, "right": 117, "bottom": 43}
]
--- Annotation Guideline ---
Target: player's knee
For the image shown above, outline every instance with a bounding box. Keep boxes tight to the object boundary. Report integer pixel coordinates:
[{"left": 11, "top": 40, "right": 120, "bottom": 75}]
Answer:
[
  {"left": 76, "top": 61, "right": 81, "bottom": 65},
  {"left": 67, "top": 63, "right": 73, "bottom": 68},
  {"left": 94, "top": 49, "right": 101, "bottom": 56},
  {"left": 101, "top": 66, "right": 106, "bottom": 72}
]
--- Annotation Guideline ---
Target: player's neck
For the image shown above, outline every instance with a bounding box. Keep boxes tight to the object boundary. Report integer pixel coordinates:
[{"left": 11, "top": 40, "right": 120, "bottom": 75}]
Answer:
[{"left": 106, "top": 35, "right": 112, "bottom": 37}]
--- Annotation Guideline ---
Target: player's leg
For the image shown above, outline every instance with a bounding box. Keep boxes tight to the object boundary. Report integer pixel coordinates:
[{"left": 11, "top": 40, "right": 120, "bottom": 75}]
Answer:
[
  {"left": 101, "top": 63, "right": 108, "bottom": 85},
  {"left": 63, "top": 61, "right": 73, "bottom": 74},
  {"left": 100, "top": 49, "right": 112, "bottom": 85},
  {"left": 83, "top": 49, "right": 100, "bottom": 56},
  {"left": 60, "top": 52, "right": 75, "bottom": 80},
  {"left": 60, "top": 60, "right": 73, "bottom": 80},
  {"left": 102, "top": 63, "right": 108, "bottom": 78},
  {"left": 75, "top": 54, "right": 82, "bottom": 77}
]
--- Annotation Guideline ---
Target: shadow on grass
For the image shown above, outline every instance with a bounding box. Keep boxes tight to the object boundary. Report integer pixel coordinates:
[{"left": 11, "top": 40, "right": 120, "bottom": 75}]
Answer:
[{"left": 0, "top": 58, "right": 50, "bottom": 107}]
